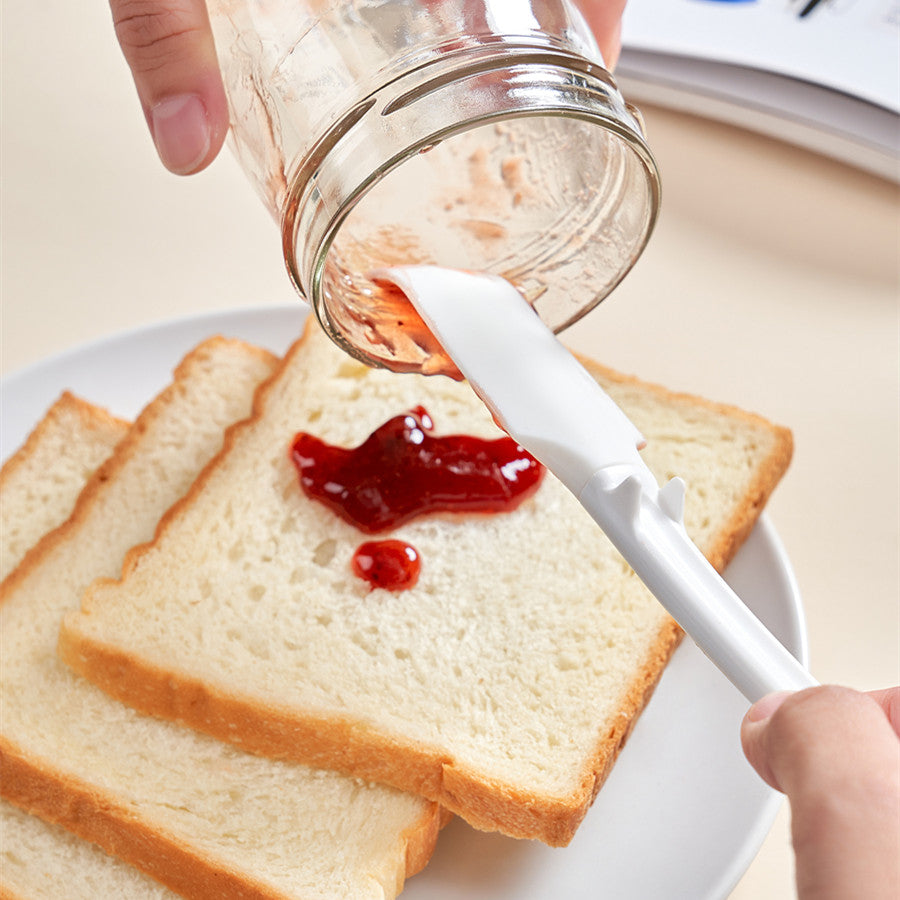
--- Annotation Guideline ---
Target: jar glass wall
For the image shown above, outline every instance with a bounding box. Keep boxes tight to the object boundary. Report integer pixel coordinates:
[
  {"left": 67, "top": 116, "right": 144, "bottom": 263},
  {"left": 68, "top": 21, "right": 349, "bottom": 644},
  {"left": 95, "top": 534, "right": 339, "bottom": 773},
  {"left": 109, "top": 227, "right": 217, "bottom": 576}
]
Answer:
[{"left": 209, "top": 1, "right": 660, "bottom": 370}]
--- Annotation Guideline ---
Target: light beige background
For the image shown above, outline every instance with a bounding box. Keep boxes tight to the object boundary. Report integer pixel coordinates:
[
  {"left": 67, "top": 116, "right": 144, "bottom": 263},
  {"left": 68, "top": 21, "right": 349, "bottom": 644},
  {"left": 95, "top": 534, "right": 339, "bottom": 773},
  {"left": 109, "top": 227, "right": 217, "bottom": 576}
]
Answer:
[{"left": 2, "top": 2, "right": 897, "bottom": 897}]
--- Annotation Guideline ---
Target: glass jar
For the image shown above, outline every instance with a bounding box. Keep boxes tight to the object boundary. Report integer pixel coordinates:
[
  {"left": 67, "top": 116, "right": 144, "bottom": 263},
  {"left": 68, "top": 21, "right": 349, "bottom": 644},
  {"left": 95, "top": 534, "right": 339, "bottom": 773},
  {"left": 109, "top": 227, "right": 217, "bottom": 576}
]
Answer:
[{"left": 208, "top": 0, "right": 661, "bottom": 371}]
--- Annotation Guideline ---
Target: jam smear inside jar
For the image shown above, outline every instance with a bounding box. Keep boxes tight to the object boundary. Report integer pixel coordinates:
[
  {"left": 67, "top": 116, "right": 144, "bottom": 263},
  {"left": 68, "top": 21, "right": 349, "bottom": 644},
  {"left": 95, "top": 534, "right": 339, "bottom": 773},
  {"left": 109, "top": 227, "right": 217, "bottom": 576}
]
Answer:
[{"left": 290, "top": 406, "right": 544, "bottom": 534}]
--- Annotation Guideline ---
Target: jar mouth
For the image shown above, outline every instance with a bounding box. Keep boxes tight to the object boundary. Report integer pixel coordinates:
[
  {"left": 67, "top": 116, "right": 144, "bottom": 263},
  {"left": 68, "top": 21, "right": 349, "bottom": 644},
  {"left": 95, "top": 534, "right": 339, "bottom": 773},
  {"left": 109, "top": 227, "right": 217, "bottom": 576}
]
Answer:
[{"left": 281, "top": 44, "right": 660, "bottom": 371}]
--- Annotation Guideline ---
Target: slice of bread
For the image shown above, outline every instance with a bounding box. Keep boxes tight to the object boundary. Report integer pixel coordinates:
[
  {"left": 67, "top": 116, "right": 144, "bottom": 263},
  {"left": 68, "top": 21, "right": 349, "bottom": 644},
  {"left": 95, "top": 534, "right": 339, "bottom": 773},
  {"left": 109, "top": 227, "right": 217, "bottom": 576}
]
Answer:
[
  {"left": 61, "top": 321, "right": 792, "bottom": 847},
  {"left": 0, "top": 394, "right": 173, "bottom": 900},
  {"left": 0, "top": 336, "right": 440, "bottom": 899},
  {"left": 0, "top": 393, "right": 128, "bottom": 583},
  {"left": 0, "top": 800, "right": 176, "bottom": 900}
]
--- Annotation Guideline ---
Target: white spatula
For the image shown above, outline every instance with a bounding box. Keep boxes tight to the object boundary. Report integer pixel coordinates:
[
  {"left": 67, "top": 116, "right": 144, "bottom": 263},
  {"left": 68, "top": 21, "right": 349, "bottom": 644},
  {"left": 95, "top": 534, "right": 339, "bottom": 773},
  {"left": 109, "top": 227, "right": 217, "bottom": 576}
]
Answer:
[{"left": 376, "top": 266, "right": 817, "bottom": 703}]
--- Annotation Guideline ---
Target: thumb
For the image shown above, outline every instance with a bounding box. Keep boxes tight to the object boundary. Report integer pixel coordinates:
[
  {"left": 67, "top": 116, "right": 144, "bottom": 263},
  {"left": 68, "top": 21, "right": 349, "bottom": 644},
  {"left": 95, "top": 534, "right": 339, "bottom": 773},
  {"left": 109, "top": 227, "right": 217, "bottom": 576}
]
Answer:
[
  {"left": 110, "top": 0, "right": 229, "bottom": 174},
  {"left": 575, "top": 0, "right": 627, "bottom": 69},
  {"left": 742, "top": 686, "right": 900, "bottom": 900}
]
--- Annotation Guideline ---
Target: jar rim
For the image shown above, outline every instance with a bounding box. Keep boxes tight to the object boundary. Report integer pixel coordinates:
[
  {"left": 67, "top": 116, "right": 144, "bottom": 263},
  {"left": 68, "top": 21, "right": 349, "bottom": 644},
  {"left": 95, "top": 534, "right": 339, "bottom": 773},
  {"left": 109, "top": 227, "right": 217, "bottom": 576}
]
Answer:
[{"left": 281, "top": 45, "right": 660, "bottom": 369}]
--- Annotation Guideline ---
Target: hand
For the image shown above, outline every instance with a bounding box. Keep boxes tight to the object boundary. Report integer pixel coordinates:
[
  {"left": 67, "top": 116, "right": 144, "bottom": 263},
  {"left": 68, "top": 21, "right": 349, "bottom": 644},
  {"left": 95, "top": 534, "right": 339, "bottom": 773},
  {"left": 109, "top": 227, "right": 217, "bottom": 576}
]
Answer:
[
  {"left": 576, "top": 0, "right": 627, "bottom": 69},
  {"left": 741, "top": 686, "right": 900, "bottom": 900},
  {"left": 108, "top": 0, "right": 628, "bottom": 175},
  {"left": 110, "top": 0, "right": 230, "bottom": 175}
]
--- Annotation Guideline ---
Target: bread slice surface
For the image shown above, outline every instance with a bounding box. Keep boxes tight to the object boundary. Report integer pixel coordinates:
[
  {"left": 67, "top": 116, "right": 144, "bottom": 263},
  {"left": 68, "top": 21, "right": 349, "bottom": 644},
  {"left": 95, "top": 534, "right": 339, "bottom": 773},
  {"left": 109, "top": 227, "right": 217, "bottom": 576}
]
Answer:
[
  {"left": 61, "top": 321, "right": 792, "bottom": 846},
  {"left": 0, "top": 393, "right": 128, "bottom": 582},
  {"left": 0, "top": 799, "right": 176, "bottom": 900},
  {"left": 0, "top": 336, "right": 439, "bottom": 899},
  {"left": 0, "top": 394, "right": 172, "bottom": 900}
]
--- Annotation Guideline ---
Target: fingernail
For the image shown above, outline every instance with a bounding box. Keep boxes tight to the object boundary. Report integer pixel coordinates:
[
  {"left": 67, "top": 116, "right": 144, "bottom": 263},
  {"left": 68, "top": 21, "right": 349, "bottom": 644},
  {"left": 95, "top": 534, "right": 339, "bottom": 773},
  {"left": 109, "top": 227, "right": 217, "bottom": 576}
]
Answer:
[
  {"left": 746, "top": 691, "right": 792, "bottom": 723},
  {"left": 150, "top": 94, "right": 210, "bottom": 175}
]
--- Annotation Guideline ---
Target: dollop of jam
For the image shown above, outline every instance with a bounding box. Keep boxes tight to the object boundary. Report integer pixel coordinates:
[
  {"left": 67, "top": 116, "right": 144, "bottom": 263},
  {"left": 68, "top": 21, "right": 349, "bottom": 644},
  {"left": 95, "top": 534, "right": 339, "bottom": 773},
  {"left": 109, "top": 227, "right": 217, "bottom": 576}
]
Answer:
[
  {"left": 290, "top": 406, "right": 544, "bottom": 533},
  {"left": 351, "top": 540, "right": 421, "bottom": 591}
]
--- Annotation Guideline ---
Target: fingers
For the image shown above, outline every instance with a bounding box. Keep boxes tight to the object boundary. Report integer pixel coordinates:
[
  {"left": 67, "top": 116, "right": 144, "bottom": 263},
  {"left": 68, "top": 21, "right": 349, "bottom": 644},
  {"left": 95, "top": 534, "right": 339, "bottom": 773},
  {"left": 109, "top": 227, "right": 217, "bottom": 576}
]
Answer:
[
  {"left": 742, "top": 686, "right": 900, "bottom": 900},
  {"left": 574, "top": 0, "right": 627, "bottom": 69},
  {"left": 110, "top": 0, "right": 229, "bottom": 174},
  {"left": 110, "top": 1, "right": 629, "bottom": 174}
]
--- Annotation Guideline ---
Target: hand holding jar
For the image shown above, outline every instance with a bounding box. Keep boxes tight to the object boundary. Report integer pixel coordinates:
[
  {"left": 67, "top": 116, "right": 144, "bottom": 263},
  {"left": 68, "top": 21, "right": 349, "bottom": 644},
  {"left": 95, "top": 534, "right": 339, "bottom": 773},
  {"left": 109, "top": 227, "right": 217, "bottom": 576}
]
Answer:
[
  {"left": 109, "top": 0, "right": 627, "bottom": 175},
  {"left": 110, "top": 0, "right": 659, "bottom": 373}
]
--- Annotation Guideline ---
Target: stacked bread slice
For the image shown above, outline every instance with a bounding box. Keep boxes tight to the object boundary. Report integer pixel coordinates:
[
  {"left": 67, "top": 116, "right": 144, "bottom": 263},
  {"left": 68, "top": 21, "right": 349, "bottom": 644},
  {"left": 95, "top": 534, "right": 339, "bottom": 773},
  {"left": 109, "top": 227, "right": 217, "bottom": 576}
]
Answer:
[
  {"left": 0, "top": 338, "right": 440, "bottom": 899},
  {"left": 0, "top": 393, "right": 129, "bottom": 583},
  {"left": 57, "top": 320, "right": 792, "bottom": 849},
  {"left": 0, "top": 394, "right": 179, "bottom": 899}
]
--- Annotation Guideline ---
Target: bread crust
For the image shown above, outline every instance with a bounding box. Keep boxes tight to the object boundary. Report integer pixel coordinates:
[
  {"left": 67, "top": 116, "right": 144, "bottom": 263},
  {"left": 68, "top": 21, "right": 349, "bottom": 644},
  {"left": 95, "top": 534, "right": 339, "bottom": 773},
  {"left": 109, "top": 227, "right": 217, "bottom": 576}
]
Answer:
[
  {"left": 59, "top": 325, "right": 792, "bottom": 847},
  {"left": 0, "top": 392, "right": 127, "bottom": 490},
  {"left": 57, "top": 618, "right": 682, "bottom": 846},
  {"left": 0, "top": 392, "right": 129, "bottom": 586},
  {"left": 0, "top": 737, "right": 283, "bottom": 900},
  {"left": 0, "top": 735, "right": 441, "bottom": 897}
]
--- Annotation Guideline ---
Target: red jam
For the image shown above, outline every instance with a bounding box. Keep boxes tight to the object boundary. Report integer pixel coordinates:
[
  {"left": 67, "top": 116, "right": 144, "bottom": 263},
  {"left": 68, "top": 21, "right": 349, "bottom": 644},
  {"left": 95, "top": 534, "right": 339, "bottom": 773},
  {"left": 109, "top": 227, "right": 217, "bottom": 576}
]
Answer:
[
  {"left": 351, "top": 540, "right": 421, "bottom": 591},
  {"left": 363, "top": 279, "right": 462, "bottom": 379},
  {"left": 290, "top": 406, "right": 544, "bottom": 533}
]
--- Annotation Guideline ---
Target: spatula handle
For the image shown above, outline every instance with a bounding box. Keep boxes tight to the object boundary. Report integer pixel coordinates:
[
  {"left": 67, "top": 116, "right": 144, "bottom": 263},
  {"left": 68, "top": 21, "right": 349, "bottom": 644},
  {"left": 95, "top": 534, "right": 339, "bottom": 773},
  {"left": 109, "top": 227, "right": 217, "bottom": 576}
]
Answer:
[{"left": 580, "top": 470, "right": 818, "bottom": 703}]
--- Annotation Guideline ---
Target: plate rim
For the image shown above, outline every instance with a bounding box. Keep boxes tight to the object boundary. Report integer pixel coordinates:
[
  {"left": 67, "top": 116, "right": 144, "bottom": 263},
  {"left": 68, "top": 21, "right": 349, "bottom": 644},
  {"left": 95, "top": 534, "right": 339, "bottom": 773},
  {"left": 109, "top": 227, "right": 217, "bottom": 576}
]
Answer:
[{"left": 0, "top": 304, "right": 807, "bottom": 900}]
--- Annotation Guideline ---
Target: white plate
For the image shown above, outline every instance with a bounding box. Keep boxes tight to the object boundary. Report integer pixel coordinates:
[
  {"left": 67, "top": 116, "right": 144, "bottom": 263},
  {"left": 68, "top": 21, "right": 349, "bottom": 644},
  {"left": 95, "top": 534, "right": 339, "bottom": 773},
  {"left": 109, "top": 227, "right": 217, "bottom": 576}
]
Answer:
[{"left": 0, "top": 306, "right": 809, "bottom": 900}]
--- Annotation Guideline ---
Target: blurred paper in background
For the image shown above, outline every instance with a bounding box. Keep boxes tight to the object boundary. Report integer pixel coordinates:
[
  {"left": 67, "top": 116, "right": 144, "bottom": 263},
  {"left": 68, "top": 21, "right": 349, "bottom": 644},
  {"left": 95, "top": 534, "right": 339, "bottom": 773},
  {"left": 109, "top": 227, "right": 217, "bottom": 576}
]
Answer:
[{"left": 618, "top": 0, "right": 900, "bottom": 180}]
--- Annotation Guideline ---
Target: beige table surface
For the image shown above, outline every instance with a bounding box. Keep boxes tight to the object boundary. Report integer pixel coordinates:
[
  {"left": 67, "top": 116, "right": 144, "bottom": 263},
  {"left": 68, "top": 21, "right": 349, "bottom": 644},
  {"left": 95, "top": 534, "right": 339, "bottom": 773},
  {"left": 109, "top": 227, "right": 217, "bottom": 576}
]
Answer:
[{"left": 2, "top": 3, "right": 898, "bottom": 898}]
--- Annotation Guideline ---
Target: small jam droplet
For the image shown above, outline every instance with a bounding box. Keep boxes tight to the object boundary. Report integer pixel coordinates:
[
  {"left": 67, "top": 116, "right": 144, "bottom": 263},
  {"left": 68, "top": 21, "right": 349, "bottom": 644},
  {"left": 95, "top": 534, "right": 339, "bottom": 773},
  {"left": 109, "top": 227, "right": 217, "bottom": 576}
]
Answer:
[
  {"left": 290, "top": 406, "right": 544, "bottom": 533},
  {"left": 352, "top": 540, "right": 420, "bottom": 591}
]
